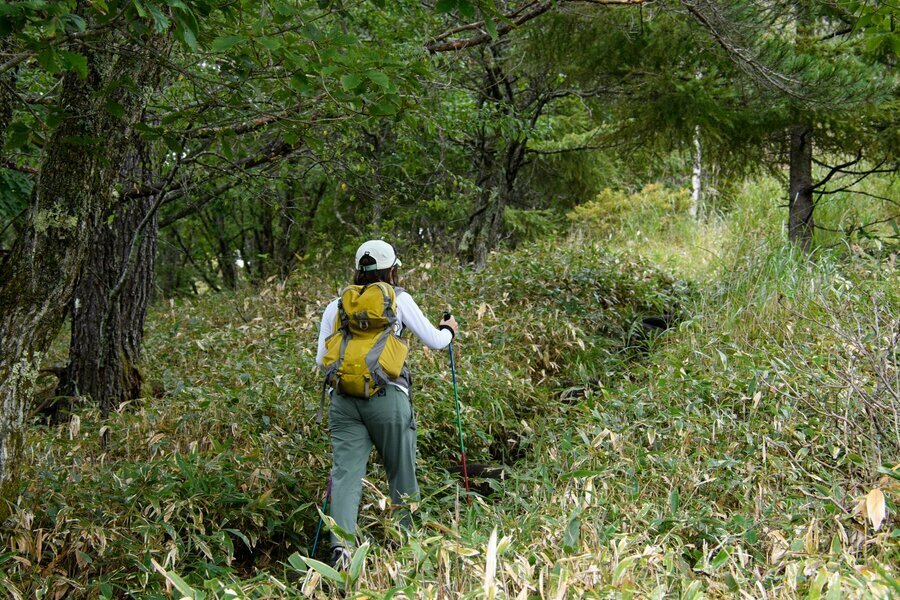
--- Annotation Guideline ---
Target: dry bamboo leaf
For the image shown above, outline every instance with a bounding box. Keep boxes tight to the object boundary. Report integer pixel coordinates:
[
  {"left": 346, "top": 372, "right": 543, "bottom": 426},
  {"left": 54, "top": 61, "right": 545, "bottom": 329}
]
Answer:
[
  {"left": 484, "top": 528, "right": 499, "bottom": 598},
  {"left": 866, "top": 488, "right": 886, "bottom": 531}
]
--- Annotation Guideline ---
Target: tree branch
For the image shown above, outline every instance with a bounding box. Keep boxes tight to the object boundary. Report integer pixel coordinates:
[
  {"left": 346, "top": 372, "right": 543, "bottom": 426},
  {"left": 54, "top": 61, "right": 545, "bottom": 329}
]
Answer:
[
  {"left": 680, "top": 0, "right": 804, "bottom": 99},
  {"left": 426, "top": 0, "right": 645, "bottom": 53},
  {"left": 1, "top": 159, "right": 38, "bottom": 175},
  {"left": 0, "top": 9, "right": 129, "bottom": 76},
  {"left": 178, "top": 93, "right": 326, "bottom": 140},
  {"left": 811, "top": 150, "right": 863, "bottom": 190},
  {"left": 158, "top": 138, "right": 302, "bottom": 228}
]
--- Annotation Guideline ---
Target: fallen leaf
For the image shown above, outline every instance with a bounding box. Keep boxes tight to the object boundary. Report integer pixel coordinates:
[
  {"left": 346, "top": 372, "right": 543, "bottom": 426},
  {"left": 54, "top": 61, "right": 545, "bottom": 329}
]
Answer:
[{"left": 866, "top": 488, "right": 886, "bottom": 531}]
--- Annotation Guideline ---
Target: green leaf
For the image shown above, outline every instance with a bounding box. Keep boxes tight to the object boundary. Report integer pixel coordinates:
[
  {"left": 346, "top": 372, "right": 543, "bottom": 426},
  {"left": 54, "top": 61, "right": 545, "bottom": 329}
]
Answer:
[
  {"left": 348, "top": 542, "right": 369, "bottom": 582},
  {"left": 484, "top": 15, "right": 498, "bottom": 39},
  {"left": 724, "top": 573, "right": 739, "bottom": 592},
  {"left": 560, "top": 469, "right": 604, "bottom": 479},
  {"left": 457, "top": 0, "right": 475, "bottom": 19},
  {"left": 89, "top": 0, "right": 110, "bottom": 15},
  {"left": 59, "top": 50, "right": 88, "bottom": 79},
  {"left": 37, "top": 47, "right": 60, "bottom": 74},
  {"left": 612, "top": 556, "right": 637, "bottom": 584},
  {"left": 877, "top": 465, "right": 900, "bottom": 481},
  {"left": 223, "top": 528, "right": 251, "bottom": 549},
  {"left": 145, "top": 2, "right": 170, "bottom": 31},
  {"left": 175, "top": 22, "right": 198, "bottom": 50},
  {"left": 290, "top": 73, "right": 312, "bottom": 93},
  {"left": 257, "top": 36, "right": 282, "bottom": 50},
  {"left": 273, "top": 0, "right": 297, "bottom": 16},
  {"left": 366, "top": 70, "right": 390, "bottom": 90},
  {"left": 682, "top": 580, "right": 703, "bottom": 600},
  {"left": 669, "top": 488, "right": 680, "bottom": 514},
  {"left": 210, "top": 35, "right": 245, "bottom": 52},
  {"left": 63, "top": 13, "right": 87, "bottom": 32},
  {"left": 710, "top": 548, "right": 730, "bottom": 570},
  {"left": 3, "top": 122, "right": 30, "bottom": 152},
  {"left": 172, "top": 7, "right": 199, "bottom": 50},
  {"left": 370, "top": 99, "right": 397, "bottom": 116},
  {"left": 105, "top": 99, "right": 125, "bottom": 118},
  {"left": 341, "top": 73, "right": 363, "bottom": 92},
  {"left": 302, "top": 556, "right": 344, "bottom": 583},
  {"left": 829, "top": 533, "right": 841, "bottom": 555},
  {"left": 164, "top": 568, "right": 205, "bottom": 599},
  {"left": 562, "top": 514, "right": 581, "bottom": 552},
  {"left": 435, "top": 0, "right": 456, "bottom": 14},
  {"left": 287, "top": 552, "right": 307, "bottom": 573}
]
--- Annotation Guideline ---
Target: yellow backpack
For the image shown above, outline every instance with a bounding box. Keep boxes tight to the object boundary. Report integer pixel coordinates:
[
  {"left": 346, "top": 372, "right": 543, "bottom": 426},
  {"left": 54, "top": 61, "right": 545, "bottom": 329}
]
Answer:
[{"left": 322, "top": 282, "right": 409, "bottom": 399}]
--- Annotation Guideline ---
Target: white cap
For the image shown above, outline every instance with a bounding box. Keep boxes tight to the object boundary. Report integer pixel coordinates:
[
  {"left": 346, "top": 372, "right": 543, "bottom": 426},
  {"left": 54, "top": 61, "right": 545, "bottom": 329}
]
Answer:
[{"left": 355, "top": 240, "right": 401, "bottom": 271}]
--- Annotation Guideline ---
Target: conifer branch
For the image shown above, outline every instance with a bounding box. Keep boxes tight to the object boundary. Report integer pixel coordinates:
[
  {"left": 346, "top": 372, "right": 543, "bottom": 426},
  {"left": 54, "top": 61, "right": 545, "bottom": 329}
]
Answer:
[
  {"left": 810, "top": 151, "right": 863, "bottom": 190},
  {"left": 426, "top": 0, "right": 645, "bottom": 53},
  {"left": 680, "top": 0, "right": 804, "bottom": 99}
]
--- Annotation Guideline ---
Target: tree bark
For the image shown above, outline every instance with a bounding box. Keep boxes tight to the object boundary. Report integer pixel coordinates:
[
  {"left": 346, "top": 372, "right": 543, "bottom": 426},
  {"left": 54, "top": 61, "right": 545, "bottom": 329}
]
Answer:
[
  {"left": 213, "top": 209, "right": 238, "bottom": 289},
  {"left": 56, "top": 147, "right": 158, "bottom": 417},
  {"left": 275, "top": 179, "right": 324, "bottom": 279},
  {"left": 0, "top": 28, "right": 162, "bottom": 517},
  {"left": 788, "top": 125, "right": 814, "bottom": 250},
  {"left": 0, "top": 39, "right": 15, "bottom": 153}
]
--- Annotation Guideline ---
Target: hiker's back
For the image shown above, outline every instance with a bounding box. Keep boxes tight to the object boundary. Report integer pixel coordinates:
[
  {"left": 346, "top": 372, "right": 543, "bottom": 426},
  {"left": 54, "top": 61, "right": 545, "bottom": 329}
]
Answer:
[{"left": 321, "top": 282, "right": 409, "bottom": 398}]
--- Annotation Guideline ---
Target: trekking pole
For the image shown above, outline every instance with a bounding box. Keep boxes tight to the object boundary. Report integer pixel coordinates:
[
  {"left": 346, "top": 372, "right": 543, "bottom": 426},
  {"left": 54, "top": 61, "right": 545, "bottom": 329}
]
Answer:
[
  {"left": 444, "top": 312, "right": 471, "bottom": 505},
  {"left": 311, "top": 477, "right": 332, "bottom": 556}
]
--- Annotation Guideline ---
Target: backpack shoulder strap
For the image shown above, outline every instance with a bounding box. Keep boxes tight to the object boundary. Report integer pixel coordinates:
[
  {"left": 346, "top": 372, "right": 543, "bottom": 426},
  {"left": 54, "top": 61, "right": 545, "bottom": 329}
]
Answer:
[{"left": 370, "top": 281, "right": 397, "bottom": 323}]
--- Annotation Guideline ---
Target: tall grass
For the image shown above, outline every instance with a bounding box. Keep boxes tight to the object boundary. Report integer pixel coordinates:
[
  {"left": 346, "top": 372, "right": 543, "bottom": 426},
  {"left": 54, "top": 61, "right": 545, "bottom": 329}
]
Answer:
[{"left": 1, "top": 176, "right": 896, "bottom": 598}]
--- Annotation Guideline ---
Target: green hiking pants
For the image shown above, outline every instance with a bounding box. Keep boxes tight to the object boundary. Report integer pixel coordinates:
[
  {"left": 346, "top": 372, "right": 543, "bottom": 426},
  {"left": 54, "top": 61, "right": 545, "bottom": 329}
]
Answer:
[{"left": 328, "top": 385, "right": 419, "bottom": 548}]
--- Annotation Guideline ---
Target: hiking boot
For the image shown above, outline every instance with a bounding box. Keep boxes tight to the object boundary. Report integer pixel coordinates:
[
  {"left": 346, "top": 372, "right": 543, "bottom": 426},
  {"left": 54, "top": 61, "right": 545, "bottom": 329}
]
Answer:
[{"left": 328, "top": 546, "right": 351, "bottom": 571}]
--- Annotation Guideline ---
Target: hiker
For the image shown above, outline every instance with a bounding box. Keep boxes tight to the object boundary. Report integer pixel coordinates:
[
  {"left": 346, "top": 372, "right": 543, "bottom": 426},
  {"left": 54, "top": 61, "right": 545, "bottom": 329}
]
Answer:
[{"left": 315, "top": 239, "right": 458, "bottom": 568}]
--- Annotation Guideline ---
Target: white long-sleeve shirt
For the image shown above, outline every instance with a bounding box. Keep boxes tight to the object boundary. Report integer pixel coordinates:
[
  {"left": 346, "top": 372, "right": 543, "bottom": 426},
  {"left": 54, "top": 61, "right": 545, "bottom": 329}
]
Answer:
[{"left": 315, "top": 289, "right": 452, "bottom": 380}]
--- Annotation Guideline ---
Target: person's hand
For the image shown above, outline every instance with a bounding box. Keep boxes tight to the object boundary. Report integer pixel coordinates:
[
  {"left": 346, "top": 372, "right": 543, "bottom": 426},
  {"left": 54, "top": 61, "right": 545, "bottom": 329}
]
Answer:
[{"left": 439, "top": 314, "right": 459, "bottom": 337}]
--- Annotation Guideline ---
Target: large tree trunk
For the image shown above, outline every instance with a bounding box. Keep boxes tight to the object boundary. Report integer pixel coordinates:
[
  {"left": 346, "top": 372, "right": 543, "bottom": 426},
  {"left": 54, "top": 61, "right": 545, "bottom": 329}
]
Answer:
[
  {"left": 0, "top": 28, "right": 162, "bottom": 517},
  {"left": 56, "top": 148, "right": 158, "bottom": 417},
  {"left": 788, "top": 125, "right": 814, "bottom": 250}
]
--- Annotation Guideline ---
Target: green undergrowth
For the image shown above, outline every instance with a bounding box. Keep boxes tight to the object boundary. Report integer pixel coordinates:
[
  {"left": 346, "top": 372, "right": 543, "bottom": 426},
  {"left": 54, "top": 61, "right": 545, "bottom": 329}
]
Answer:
[{"left": 1, "top": 178, "right": 897, "bottom": 598}]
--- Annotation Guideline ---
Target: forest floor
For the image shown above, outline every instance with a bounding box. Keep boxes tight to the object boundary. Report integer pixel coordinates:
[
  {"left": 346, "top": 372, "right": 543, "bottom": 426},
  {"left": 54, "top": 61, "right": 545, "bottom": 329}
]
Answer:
[{"left": 1, "top": 177, "right": 898, "bottom": 598}]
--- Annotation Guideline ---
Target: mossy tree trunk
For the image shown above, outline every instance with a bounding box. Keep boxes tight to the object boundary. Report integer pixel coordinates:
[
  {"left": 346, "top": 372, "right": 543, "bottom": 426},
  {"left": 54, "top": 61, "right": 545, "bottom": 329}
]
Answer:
[
  {"left": 0, "top": 28, "right": 162, "bottom": 517},
  {"left": 56, "top": 146, "right": 158, "bottom": 417}
]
